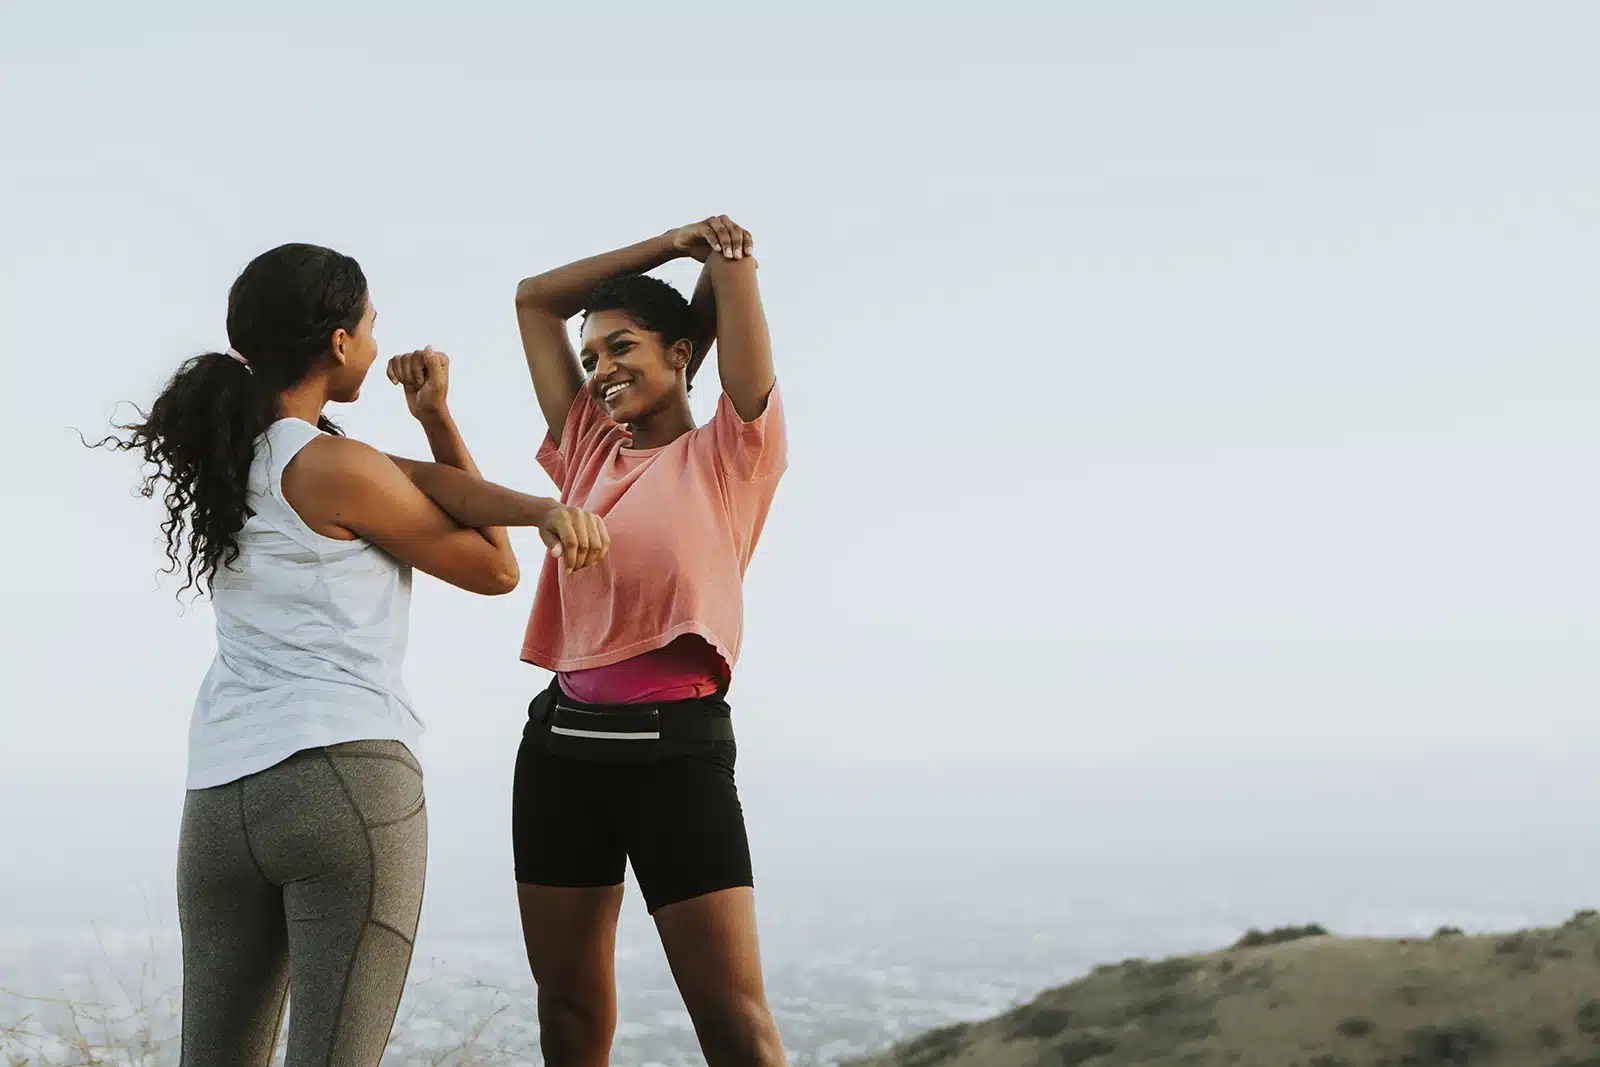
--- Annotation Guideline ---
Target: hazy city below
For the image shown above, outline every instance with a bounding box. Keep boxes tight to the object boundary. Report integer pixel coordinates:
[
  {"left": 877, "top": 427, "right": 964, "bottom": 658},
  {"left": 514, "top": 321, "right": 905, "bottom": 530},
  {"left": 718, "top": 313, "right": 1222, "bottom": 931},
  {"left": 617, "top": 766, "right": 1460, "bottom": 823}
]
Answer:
[{"left": 6, "top": 757, "right": 1595, "bottom": 1063}]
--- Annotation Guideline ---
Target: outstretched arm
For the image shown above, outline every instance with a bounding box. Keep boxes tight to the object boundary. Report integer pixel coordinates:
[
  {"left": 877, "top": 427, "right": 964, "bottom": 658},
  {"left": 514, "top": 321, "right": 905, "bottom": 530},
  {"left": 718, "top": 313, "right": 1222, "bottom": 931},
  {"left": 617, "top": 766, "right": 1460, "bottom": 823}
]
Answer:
[
  {"left": 382, "top": 457, "right": 609, "bottom": 573},
  {"left": 286, "top": 436, "right": 522, "bottom": 596},
  {"left": 384, "top": 348, "right": 610, "bottom": 573},
  {"left": 382, "top": 457, "right": 548, "bottom": 530}
]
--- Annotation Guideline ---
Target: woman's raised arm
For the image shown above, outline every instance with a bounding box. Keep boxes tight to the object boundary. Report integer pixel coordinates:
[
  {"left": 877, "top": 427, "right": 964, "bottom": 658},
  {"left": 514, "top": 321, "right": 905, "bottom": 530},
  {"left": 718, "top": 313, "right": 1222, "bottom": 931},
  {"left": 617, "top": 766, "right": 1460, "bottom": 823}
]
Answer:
[
  {"left": 700, "top": 218, "right": 773, "bottom": 421},
  {"left": 515, "top": 234, "right": 680, "bottom": 441},
  {"left": 513, "top": 219, "right": 752, "bottom": 437}
]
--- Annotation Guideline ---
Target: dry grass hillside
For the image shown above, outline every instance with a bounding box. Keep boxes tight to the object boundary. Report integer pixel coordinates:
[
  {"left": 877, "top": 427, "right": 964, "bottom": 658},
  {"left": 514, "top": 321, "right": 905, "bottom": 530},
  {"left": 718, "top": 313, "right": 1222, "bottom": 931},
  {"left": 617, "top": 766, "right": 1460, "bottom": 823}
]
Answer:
[{"left": 852, "top": 913, "right": 1600, "bottom": 1067}]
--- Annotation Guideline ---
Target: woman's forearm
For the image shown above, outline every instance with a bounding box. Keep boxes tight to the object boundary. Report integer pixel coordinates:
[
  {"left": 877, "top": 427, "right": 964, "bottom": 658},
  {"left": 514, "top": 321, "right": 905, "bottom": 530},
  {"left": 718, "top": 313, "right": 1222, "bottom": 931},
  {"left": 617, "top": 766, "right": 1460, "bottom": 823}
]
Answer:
[
  {"left": 418, "top": 411, "right": 483, "bottom": 478},
  {"left": 415, "top": 411, "right": 515, "bottom": 560},
  {"left": 515, "top": 231, "right": 684, "bottom": 317},
  {"left": 709, "top": 255, "right": 775, "bottom": 420},
  {"left": 689, "top": 262, "right": 718, "bottom": 374},
  {"left": 387, "top": 455, "right": 559, "bottom": 531}
]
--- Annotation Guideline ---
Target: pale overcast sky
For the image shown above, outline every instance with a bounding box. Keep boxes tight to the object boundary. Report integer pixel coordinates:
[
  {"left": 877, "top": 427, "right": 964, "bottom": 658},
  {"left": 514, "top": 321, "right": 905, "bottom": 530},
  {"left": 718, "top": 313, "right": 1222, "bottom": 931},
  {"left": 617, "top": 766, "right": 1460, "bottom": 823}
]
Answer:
[{"left": 2, "top": 2, "right": 1596, "bottom": 788}]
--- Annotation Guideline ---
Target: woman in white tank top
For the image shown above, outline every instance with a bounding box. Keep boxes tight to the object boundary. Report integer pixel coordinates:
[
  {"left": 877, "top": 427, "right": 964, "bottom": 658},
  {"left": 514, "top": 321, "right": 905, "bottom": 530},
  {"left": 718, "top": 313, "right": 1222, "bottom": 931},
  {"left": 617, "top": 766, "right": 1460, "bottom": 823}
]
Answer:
[{"left": 101, "top": 243, "right": 610, "bottom": 1067}]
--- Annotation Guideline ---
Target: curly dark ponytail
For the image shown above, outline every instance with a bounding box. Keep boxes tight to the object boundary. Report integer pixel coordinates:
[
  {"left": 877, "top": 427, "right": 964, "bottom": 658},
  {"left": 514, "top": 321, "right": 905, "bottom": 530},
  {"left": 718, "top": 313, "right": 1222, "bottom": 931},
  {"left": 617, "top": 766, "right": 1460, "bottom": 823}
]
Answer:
[{"left": 98, "top": 243, "right": 368, "bottom": 596}]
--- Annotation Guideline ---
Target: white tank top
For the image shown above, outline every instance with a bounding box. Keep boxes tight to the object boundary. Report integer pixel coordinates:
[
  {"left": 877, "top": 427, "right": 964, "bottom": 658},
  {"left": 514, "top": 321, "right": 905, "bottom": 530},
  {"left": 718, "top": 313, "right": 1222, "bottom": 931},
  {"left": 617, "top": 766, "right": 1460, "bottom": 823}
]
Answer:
[{"left": 186, "top": 418, "right": 423, "bottom": 789}]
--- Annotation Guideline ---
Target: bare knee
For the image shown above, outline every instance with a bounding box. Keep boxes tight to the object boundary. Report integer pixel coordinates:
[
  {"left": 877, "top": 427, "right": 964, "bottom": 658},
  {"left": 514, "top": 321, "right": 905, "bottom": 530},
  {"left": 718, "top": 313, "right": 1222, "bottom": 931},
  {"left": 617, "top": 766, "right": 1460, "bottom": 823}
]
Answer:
[
  {"left": 537, "top": 988, "right": 615, "bottom": 1067},
  {"left": 519, "top": 883, "right": 623, "bottom": 1067},
  {"left": 689, "top": 993, "right": 786, "bottom": 1067}
]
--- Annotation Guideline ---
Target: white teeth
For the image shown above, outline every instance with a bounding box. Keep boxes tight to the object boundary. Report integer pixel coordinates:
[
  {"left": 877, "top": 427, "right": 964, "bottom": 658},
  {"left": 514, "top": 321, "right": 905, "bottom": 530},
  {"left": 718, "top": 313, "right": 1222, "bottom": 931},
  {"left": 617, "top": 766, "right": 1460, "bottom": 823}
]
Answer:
[{"left": 603, "top": 381, "right": 628, "bottom": 400}]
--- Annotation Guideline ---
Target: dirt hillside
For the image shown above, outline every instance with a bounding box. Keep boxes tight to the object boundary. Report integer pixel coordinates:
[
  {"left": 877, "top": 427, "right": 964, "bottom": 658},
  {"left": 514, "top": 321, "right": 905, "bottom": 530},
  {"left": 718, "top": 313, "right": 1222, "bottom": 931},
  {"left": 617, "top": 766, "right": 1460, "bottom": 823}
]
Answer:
[{"left": 851, "top": 915, "right": 1600, "bottom": 1067}]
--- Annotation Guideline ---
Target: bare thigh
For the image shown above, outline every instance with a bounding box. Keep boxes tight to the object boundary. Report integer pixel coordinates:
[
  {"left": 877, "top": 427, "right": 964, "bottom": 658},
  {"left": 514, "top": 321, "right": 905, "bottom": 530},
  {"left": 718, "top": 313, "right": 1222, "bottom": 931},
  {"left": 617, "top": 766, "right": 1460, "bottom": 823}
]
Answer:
[
  {"left": 517, "top": 883, "right": 626, "bottom": 1067},
  {"left": 655, "top": 886, "right": 787, "bottom": 1067}
]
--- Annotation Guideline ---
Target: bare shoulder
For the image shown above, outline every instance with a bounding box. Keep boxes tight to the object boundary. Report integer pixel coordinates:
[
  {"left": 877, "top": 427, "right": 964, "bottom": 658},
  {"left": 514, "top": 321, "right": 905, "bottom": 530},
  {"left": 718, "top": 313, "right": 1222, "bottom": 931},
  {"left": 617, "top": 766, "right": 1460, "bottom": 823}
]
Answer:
[
  {"left": 285, "top": 434, "right": 394, "bottom": 487},
  {"left": 280, "top": 436, "right": 406, "bottom": 540}
]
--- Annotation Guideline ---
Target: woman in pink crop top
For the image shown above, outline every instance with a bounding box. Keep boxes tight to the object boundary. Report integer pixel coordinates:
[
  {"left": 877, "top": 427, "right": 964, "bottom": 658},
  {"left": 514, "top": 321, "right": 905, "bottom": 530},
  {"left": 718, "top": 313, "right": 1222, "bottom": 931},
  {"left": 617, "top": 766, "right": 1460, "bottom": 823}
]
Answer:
[{"left": 511, "top": 216, "right": 788, "bottom": 1067}]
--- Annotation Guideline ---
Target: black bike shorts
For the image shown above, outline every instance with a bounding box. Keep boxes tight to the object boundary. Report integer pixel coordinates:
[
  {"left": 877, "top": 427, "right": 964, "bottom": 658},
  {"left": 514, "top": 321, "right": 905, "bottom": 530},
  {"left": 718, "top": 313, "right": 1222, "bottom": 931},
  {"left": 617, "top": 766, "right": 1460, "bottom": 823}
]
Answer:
[{"left": 512, "top": 730, "right": 752, "bottom": 914}]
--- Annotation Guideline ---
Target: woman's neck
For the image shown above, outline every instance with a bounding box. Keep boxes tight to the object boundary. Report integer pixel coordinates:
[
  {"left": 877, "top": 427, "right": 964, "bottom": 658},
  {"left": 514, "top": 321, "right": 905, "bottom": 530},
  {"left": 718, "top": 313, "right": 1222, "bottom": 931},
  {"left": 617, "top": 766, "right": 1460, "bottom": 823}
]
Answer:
[
  {"left": 276, "top": 377, "right": 334, "bottom": 426},
  {"left": 625, "top": 395, "right": 696, "bottom": 450}
]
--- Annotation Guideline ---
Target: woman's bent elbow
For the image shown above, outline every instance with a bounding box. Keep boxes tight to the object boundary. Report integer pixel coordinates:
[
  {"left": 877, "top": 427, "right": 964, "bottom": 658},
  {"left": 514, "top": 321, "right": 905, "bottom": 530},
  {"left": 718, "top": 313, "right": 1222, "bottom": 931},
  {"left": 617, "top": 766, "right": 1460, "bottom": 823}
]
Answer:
[
  {"left": 484, "top": 563, "right": 521, "bottom": 596},
  {"left": 514, "top": 276, "right": 547, "bottom": 309},
  {"left": 457, "top": 559, "right": 520, "bottom": 596}
]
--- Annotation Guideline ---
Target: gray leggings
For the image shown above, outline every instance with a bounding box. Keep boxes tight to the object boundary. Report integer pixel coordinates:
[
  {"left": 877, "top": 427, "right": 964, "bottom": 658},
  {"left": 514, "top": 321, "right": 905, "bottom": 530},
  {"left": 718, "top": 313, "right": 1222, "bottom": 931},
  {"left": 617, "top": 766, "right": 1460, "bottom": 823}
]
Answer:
[{"left": 176, "top": 740, "right": 427, "bottom": 1067}]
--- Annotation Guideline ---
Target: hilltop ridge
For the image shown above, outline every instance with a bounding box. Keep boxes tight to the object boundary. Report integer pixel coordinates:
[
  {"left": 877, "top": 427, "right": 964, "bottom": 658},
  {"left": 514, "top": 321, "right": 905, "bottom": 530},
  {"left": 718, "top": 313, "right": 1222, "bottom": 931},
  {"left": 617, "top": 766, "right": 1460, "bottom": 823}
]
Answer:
[{"left": 852, "top": 913, "right": 1600, "bottom": 1067}]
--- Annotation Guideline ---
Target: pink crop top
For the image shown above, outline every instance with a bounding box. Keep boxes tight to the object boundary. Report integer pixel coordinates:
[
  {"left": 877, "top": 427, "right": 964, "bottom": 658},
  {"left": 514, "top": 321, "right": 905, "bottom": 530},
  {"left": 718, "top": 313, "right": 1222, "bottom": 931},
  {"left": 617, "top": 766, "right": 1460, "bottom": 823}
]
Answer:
[{"left": 522, "top": 383, "right": 786, "bottom": 705}]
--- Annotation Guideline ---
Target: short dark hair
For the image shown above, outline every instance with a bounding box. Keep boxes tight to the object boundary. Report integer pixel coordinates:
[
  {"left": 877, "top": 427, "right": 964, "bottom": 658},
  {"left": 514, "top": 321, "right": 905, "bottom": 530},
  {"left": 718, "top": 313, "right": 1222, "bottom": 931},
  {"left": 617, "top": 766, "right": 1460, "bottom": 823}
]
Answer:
[{"left": 583, "top": 274, "right": 705, "bottom": 385}]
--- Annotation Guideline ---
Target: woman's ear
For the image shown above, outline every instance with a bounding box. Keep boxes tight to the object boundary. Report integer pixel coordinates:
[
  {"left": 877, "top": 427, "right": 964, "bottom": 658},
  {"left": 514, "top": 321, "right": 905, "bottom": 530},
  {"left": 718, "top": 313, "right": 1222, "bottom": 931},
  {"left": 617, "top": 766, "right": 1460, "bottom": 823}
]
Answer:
[
  {"left": 329, "top": 327, "right": 352, "bottom": 367},
  {"left": 669, "top": 338, "right": 694, "bottom": 372}
]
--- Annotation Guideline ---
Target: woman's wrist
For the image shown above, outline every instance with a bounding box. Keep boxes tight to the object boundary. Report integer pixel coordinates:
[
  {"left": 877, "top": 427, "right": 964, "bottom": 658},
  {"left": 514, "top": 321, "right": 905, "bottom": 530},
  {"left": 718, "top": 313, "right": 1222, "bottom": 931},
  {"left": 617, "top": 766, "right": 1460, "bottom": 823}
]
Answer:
[
  {"left": 416, "top": 407, "right": 455, "bottom": 430},
  {"left": 523, "top": 494, "right": 561, "bottom": 527},
  {"left": 656, "top": 229, "right": 695, "bottom": 261},
  {"left": 419, "top": 409, "right": 463, "bottom": 450}
]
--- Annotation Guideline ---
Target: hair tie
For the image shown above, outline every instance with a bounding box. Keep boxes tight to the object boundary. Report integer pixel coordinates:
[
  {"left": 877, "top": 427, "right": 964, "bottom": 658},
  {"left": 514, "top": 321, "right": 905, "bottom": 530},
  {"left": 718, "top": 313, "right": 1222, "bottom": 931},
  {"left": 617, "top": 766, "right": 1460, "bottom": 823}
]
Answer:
[{"left": 226, "top": 347, "right": 252, "bottom": 374}]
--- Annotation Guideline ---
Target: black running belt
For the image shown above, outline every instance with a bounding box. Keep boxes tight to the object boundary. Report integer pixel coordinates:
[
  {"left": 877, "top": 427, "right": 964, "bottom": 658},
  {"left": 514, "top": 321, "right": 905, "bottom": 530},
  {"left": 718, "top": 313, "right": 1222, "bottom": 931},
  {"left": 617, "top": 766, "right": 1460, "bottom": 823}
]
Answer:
[
  {"left": 524, "top": 682, "right": 735, "bottom": 762},
  {"left": 548, "top": 700, "right": 734, "bottom": 743}
]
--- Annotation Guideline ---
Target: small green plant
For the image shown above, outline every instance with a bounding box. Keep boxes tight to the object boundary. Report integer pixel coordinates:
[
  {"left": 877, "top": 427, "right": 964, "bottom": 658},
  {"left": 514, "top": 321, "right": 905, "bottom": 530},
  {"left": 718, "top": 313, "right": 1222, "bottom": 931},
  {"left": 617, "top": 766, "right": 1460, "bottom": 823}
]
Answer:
[
  {"left": 1433, "top": 926, "right": 1464, "bottom": 938},
  {"left": 1058, "top": 1035, "right": 1116, "bottom": 1067},
  {"left": 1232, "top": 924, "right": 1330, "bottom": 949},
  {"left": 1536, "top": 1023, "right": 1565, "bottom": 1049},
  {"left": 1338, "top": 1017, "right": 1377, "bottom": 1038},
  {"left": 1131, "top": 958, "right": 1201, "bottom": 988},
  {"left": 1402, "top": 1020, "right": 1496, "bottom": 1066},
  {"left": 1121, "top": 992, "right": 1178, "bottom": 1021},
  {"left": 1496, "top": 933, "right": 1531, "bottom": 954},
  {"left": 1494, "top": 931, "right": 1546, "bottom": 974},
  {"left": 1000, "top": 1005, "right": 1073, "bottom": 1042}
]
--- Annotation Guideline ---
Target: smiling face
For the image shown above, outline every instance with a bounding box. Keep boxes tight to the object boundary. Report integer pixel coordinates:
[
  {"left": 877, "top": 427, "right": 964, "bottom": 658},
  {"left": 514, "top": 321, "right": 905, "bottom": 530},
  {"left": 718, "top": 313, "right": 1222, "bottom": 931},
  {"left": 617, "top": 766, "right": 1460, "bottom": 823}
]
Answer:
[{"left": 579, "top": 309, "right": 693, "bottom": 426}]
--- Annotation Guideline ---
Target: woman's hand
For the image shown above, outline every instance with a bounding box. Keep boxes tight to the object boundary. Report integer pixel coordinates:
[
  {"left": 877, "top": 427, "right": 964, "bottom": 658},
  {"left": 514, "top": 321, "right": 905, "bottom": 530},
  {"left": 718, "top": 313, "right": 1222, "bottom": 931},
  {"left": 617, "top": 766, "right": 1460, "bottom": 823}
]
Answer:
[
  {"left": 669, "top": 215, "right": 755, "bottom": 263},
  {"left": 387, "top": 347, "right": 451, "bottom": 421},
  {"left": 538, "top": 504, "right": 611, "bottom": 573}
]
